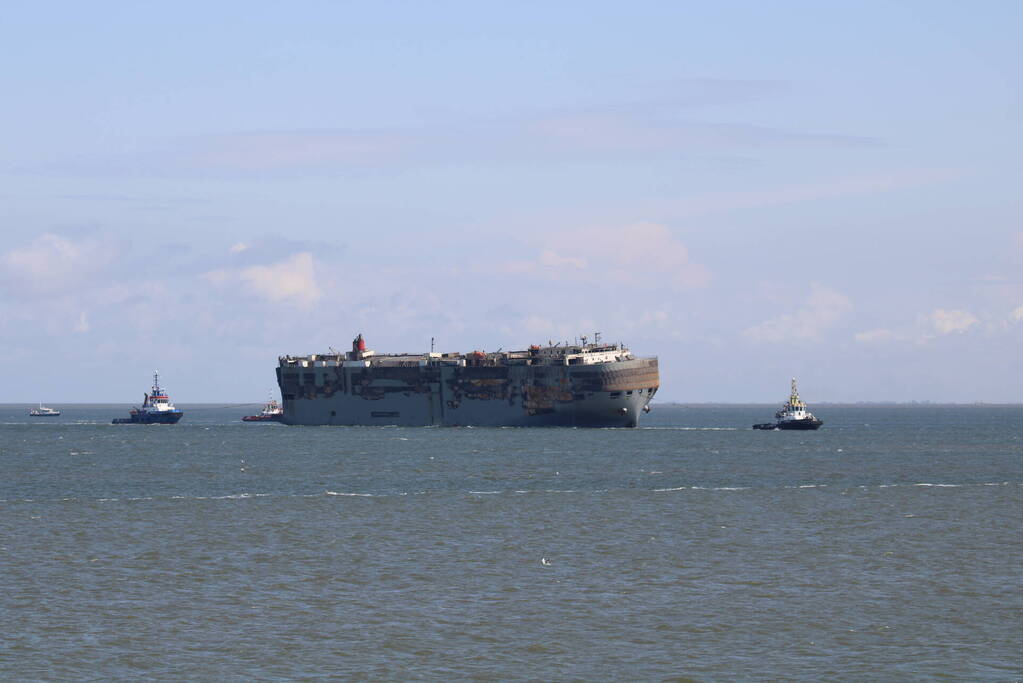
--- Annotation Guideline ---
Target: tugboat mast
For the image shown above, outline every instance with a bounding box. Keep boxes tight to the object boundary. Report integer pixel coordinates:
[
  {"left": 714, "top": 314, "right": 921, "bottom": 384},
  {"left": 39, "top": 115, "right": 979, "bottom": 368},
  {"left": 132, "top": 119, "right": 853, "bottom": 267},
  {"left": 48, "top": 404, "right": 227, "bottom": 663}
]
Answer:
[{"left": 789, "top": 377, "right": 804, "bottom": 409}]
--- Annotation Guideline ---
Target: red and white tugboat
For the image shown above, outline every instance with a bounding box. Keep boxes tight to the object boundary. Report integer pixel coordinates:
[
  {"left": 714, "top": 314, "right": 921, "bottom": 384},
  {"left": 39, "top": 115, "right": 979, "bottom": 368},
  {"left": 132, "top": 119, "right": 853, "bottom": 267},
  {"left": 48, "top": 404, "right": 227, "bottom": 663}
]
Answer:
[
  {"left": 243, "top": 396, "right": 284, "bottom": 422},
  {"left": 112, "top": 372, "right": 184, "bottom": 424},
  {"left": 753, "top": 378, "right": 823, "bottom": 430}
]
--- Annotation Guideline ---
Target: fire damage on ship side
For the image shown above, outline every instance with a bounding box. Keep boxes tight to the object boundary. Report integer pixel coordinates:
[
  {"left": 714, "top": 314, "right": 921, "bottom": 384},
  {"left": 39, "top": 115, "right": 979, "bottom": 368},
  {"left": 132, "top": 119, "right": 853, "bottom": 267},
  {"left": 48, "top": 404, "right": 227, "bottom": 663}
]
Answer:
[{"left": 277, "top": 334, "right": 659, "bottom": 427}]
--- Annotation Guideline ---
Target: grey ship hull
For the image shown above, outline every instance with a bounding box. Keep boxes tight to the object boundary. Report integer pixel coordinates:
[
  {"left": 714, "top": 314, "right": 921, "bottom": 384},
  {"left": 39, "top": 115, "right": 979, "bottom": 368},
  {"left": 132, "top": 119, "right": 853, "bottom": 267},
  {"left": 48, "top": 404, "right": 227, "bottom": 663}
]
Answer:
[{"left": 277, "top": 357, "right": 658, "bottom": 427}]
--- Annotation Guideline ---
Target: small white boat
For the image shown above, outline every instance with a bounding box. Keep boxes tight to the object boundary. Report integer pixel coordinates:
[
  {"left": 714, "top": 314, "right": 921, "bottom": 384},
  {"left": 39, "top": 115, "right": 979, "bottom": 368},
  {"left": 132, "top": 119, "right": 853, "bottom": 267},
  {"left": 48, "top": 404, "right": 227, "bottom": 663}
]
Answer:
[{"left": 29, "top": 404, "right": 61, "bottom": 417}]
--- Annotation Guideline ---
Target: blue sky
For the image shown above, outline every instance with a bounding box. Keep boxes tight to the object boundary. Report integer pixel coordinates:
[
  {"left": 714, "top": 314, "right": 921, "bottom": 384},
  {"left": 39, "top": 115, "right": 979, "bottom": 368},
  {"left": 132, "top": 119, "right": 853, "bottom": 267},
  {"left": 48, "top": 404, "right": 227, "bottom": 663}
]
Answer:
[{"left": 1, "top": 1, "right": 1021, "bottom": 402}]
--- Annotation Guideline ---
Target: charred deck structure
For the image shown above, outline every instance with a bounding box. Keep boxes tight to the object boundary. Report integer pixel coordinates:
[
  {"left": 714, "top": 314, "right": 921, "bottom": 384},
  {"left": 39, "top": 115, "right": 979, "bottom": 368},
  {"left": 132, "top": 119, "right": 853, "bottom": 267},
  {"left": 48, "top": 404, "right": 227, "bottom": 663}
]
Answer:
[{"left": 277, "top": 334, "right": 659, "bottom": 427}]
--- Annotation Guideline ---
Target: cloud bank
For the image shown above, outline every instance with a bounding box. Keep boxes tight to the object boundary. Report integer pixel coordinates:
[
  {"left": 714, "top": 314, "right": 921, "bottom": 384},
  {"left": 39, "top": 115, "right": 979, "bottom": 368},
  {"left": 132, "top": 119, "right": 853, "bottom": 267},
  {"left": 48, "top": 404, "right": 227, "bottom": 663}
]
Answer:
[
  {"left": 743, "top": 286, "right": 852, "bottom": 343},
  {"left": 496, "top": 222, "right": 710, "bottom": 290},
  {"left": 204, "top": 252, "right": 322, "bottom": 307}
]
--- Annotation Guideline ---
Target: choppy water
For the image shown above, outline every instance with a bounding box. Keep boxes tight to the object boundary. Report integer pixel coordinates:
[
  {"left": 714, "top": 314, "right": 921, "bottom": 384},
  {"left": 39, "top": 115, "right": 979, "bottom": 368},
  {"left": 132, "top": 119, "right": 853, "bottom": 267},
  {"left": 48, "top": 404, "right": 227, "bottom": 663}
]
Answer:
[{"left": 2, "top": 404, "right": 1021, "bottom": 680}]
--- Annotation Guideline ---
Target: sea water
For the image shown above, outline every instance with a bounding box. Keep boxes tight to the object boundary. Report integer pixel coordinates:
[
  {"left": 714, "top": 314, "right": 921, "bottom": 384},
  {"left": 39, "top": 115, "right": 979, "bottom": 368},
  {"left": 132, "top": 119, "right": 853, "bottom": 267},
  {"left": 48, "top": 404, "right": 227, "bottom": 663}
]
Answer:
[{"left": 1, "top": 404, "right": 1021, "bottom": 680}]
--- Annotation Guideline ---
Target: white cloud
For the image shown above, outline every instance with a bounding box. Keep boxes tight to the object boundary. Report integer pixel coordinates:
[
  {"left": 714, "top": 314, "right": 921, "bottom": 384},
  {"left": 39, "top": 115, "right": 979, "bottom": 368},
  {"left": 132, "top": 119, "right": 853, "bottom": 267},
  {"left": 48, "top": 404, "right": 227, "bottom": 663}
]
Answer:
[
  {"left": 74, "top": 311, "right": 90, "bottom": 333},
  {"left": 638, "top": 310, "right": 670, "bottom": 325},
  {"left": 188, "top": 130, "right": 410, "bottom": 171},
  {"left": 202, "top": 269, "right": 231, "bottom": 286},
  {"left": 857, "top": 309, "right": 990, "bottom": 346},
  {"left": 521, "top": 315, "right": 561, "bottom": 337},
  {"left": 586, "top": 222, "right": 703, "bottom": 280},
  {"left": 927, "top": 308, "right": 978, "bottom": 335},
  {"left": 495, "top": 222, "right": 710, "bottom": 290},
  {"left": 68, "top": 90, "right": 867, "bottom": 176},
  {"left": 203, "top": 252, "right": 322, "bottom": 308},
  {"left": 0, "top": 233, "right": 117, "bottom": 294},
  {"left": 537, "top": 250, "right": 586, "bottom": 269},
  {"left": 230, "top": 242, "right": 249, "bottom": 253},
  {"left": 531, "top": 114, "right": 876, "bottom": 157},
  {"left": 1009, "top": 306, "right": 1023, "bottom": 323},
  {"left": 663, "top": 169, "right": 962, "bottom": 219},
  {"left": 743, "top": 286, "right": 852, "bottom": 343},
  {"left": 854, "top": 328, "right": 898, "bottom": 344},
  {"left": 239, "top": 253, "right": 321, "bottom": 306}
]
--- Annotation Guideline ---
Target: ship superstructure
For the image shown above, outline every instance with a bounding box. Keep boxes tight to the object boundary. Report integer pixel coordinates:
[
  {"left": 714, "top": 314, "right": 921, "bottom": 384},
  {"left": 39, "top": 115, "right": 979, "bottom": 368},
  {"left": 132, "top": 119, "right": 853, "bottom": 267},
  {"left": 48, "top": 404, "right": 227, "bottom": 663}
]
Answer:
[{"left": 277, "top": 334, "right": 659, "bottom": 427}]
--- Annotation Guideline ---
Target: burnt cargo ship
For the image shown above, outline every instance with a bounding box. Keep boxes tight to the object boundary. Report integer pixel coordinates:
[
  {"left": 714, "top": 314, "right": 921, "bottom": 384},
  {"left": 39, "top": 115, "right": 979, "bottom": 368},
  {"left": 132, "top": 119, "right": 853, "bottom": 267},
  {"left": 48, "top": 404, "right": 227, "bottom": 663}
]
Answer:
[{"left": 277, "top": 334, "right": 659, "bottom": 427}]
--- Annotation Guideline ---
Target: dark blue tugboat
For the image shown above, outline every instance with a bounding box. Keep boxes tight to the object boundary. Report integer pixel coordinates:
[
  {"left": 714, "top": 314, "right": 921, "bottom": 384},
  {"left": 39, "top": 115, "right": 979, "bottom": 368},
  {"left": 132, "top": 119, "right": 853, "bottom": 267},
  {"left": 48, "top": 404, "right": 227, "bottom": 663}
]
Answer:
[
  {"left": 753, "top": 378, "right": 822, "bottom": 430},
  {"left": 112, "top": 372, "right": 184, "bottom": 424}
]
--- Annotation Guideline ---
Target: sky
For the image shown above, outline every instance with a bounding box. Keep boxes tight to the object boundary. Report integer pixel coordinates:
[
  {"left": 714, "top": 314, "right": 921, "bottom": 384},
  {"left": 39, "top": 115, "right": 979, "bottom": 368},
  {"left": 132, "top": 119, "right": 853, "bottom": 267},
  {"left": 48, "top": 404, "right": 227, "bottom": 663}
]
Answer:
[{"left": 1, "top": 1, "right": 1021, "bottom": 403}]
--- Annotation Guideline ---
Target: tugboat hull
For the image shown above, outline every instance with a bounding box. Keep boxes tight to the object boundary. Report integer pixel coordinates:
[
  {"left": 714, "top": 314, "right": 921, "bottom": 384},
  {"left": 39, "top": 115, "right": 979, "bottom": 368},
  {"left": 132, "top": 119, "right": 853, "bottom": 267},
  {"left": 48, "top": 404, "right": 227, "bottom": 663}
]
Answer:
[
  {"left": 112, "top": 412, "right": 183, "bottom": 425},
  {"left": 776, "top": 418, "right": 822, "bottom": 430},
  {"left": 753, "top": 418, "right": 822, "bottom": 430},
  {"left": 241, "top": 414, "right": 282, "bottom": 422}
]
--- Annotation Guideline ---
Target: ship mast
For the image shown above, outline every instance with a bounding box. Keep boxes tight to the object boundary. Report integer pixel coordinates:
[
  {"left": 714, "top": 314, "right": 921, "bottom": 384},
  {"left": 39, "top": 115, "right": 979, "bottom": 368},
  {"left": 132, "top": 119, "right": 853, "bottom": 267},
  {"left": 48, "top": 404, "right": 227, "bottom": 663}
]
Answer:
[{"left": 789, "top": 377, "right": 804, "bottom": 409}]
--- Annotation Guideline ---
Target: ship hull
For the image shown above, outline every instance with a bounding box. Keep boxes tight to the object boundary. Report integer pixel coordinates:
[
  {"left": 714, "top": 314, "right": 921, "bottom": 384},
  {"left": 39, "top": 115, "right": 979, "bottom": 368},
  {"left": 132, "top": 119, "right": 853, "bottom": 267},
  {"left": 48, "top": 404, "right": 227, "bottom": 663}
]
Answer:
[
  {"left": 112, "top": 411, "right": 183, "bottom": 425},
  {"left": 242, "top": 415, "right": 282, "bottom": 422},
  {"left": 278, "top": 357, "right": 659, "bottom": 427}
]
